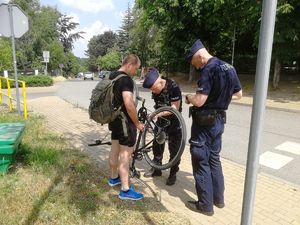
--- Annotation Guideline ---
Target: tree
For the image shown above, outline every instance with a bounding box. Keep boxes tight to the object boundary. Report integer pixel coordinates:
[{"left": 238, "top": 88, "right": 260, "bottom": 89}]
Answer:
[
  {"left": 0, "top": 39, "right": 13, "bottom": 71},
  {"left": 128, "top": 6, "right": 162, "bottom": 68},
  {"left": 87, "top": 56, "right": 98, "bottom": 72},
  {"left": 64, "top": 52, "right": 81, "bottom": 76},
  {"left": 11, "top": 0, "right": 61, "bottom": 71},
  {"left": 9, "top": 0, "right": 85, "bottom": 76},
  {"left": 137, "top": 0, "right": 259, "bottom": 74},
  {"left": 97, "top": 47, "right": 121, "bottom": 70},
  {"left": 47, "top": 40, "right": 67, "bottom": 72},
  {"left": 86, "top": 31, "right": 118, "bottom": 58},
  {"left": 117, "top": 3, "right": 134, "bottom": 55},
  {"left": 272, "top": 0, "right": 300, "bottom": 89},
  {"left": 136, "top": 0, "right": 193, "bottom": 71},
  {"left": 57, "top": 15, "right": 85, "bottom": 53}
]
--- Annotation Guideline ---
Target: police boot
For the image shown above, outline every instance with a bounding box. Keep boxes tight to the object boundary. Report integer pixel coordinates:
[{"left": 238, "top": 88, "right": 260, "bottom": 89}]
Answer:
[
  {"left": 166, "top": 166, "right": 179, "bottom": 185},
  {"left": 144, "top": 167, "right": 162, "bottom": 178},
  {"left": 166, "top": 173, "right": 176, "bottom": 186}
]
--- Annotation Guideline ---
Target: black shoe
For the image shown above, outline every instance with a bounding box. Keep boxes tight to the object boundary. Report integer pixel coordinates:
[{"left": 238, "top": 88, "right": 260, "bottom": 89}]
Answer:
[
  {"left": 185, "top": 201, "right": 214, "bottom": 216},
  {"left": 166, "top": 174, "right": 176, "bottom": 186},
  {"left": 144, "top": 167, "right": 162, "bottom": 178},
  {"left": 214, "top": 202, "right": 225, "bottom": 208}
]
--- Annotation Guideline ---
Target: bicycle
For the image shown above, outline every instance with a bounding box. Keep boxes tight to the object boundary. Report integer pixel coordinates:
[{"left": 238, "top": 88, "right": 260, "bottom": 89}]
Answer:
[
  {"left": 130, "top": 96, "right": 187, "bottom": 178},
  {"left": 88, "top": 96, "right": 187, "bottom": 179}
]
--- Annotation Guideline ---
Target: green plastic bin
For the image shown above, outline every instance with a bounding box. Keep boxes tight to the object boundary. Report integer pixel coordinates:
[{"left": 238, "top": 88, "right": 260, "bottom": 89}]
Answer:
[{"left": 0, "top": 123, "right": 26, "bottom": 173}]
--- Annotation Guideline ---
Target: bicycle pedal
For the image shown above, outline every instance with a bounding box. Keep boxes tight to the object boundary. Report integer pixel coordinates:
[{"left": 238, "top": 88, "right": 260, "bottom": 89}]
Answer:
[
  {"left": 130, "top": 168, "right": 141, "bottom": 178},
  {"left": 134, "top": 171, "right": 141, "bottom": 178},
  {"left": 136, "top": 153, "right": 143, "bottom": 161}
]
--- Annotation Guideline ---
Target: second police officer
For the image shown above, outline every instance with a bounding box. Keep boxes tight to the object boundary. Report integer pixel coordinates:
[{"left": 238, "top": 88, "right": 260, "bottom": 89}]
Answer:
[{"left": 142, "top": 68, "right": 183, "bottom": 186}]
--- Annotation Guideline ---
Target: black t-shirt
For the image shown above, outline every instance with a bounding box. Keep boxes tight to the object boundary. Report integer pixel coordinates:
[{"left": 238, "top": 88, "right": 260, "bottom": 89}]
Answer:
[
  {"left": 196, "top": 57, "right": 242, "bottom": 110},
  {"left": 152, "top": 77, "right": 182, "bottom": 112},
  {"left": 109, "top": 70, "right": 134, "bottom": 118}
]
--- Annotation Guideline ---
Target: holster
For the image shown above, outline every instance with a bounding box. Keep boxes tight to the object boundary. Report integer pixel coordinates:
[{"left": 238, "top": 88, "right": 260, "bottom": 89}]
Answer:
[{"left": 189, "top": 107, "right": 226, "bottom": 126}]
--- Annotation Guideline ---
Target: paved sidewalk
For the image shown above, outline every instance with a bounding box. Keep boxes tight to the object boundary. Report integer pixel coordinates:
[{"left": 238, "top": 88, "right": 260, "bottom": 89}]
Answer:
[{"left": 28, "top": 96, "right": 300, "bottom": 225}]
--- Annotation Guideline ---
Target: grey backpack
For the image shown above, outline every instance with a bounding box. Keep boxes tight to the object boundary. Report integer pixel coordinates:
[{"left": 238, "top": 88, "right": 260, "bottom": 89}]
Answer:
[{"left": 88, "top": 74, "right": 127, "bottom": 124}]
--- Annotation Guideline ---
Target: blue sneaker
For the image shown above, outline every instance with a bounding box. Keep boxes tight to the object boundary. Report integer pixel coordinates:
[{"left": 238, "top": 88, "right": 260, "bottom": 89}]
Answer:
[
  {"left": 119, "top": 187, "right": 144, "bottom": 201},
  {"left": 108, "top": 176, "right": 121, "bottom": 187}
]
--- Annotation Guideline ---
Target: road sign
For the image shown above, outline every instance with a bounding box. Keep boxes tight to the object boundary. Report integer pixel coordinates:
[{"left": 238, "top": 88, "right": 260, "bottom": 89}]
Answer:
[
  {"left": 0, "top": 4, "right": 28, "bottom": 38},
  {"left": 43, "top": 51, "right": 50, "bottom": 63}
]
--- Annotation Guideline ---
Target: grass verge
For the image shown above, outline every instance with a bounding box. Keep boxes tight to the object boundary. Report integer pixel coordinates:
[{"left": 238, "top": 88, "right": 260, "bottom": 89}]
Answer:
[{"left": 0, "top": 111, "right": 190, "bottom": 225}]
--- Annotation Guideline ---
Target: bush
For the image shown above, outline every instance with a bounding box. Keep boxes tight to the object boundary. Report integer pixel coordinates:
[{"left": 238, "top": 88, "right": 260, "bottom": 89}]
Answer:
[{"left": 0, "top": 75, "right": 53, "bottom": 88}]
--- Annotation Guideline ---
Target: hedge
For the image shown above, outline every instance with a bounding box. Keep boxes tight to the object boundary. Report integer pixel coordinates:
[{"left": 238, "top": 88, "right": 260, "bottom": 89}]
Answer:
[{"left": 0, "top": 75, "right": 53, "bottom": 88}]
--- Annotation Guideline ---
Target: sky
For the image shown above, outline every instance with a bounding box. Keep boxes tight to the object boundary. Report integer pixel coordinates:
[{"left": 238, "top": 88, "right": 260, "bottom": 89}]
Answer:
[{"left": 0, "top": 0, "right": 134, "bottom": 58}]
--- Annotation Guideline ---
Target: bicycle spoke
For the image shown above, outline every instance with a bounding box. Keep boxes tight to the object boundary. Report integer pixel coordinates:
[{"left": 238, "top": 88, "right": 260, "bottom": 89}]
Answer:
[{"left": 142, "top": 106, "right": 187, "bottom": 170}]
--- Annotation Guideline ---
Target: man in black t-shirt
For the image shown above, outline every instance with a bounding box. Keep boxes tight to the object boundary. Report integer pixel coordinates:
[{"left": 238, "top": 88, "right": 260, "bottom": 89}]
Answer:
[
  {"left": 107, "top": 54, "right": 145, "bottom": 201},
  {"left": 142, "top": 68, "right": 183, "bottom": 186}
]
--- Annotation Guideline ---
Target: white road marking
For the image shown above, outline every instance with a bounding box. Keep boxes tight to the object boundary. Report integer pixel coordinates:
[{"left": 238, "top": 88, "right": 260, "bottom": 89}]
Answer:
[
  {"left": 259, "top": 151, "right": 293, "bottom": 170},
  {"left": 275, "top": 141, "right": 300, "bottom": 156}
]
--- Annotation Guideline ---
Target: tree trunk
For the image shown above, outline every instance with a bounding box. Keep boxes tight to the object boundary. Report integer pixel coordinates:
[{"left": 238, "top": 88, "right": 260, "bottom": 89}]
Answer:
[
  {"left": 231, "top": 26, "right": 236, "bottom": 66},
  {"left": 272, "top": 58, "right": 281, "bottom": 89}
]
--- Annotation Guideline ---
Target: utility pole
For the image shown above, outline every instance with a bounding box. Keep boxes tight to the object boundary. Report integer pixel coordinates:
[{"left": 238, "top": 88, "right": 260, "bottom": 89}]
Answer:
[{"left": 241, "top": 0, "right": 278, "bottom": 224}]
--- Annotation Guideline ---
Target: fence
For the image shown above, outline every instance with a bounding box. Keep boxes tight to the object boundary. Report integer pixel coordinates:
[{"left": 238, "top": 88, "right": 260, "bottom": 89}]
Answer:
[{"left": 0, "top": 77, "right": 28, "bottom": 119}]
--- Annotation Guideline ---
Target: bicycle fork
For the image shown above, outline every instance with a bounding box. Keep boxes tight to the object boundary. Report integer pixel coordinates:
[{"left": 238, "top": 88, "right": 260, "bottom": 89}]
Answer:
[{"left": 130, "top": 131, "right": 143, "bottom": 178}]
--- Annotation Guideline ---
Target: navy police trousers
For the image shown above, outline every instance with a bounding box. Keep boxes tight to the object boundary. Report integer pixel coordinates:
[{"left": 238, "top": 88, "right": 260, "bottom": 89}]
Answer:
[
  {"left": 153, "top": 118, "right": 182, "bottom": 175},
  {"left": 189, "top": 116, "right": 225, "bottom": 212}
]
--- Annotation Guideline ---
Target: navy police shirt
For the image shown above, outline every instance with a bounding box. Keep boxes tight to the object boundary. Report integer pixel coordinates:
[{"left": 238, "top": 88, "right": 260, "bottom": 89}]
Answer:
[
  {"left": 152, "top": 78, "right": 182, "bottom": 112},
  {"left": 196, "top": 57, "right": 242, "bottom": 110}
]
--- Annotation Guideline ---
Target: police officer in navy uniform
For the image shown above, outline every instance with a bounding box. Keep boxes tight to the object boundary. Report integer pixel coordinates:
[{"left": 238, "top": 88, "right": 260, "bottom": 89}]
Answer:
[
  {"left": 142, "top": 68, "right": 183, "bottom": 186},
  {"left": 185, "top": 39, "right": 242, "bottom": 216}
]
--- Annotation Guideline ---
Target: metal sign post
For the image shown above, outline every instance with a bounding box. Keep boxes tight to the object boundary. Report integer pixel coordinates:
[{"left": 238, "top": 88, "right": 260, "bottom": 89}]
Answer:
[
  {"left": 8, "top": 4, "right": 21, "bottom": 115},
  {"left": 0, "top": 3, "right": 29, "bottom": 116},
  {"left": 241, "top": 0, "right": 278, "bottom": 224},
  {"left": 43, "top": 51, "right": 50, "bottom": 75}
]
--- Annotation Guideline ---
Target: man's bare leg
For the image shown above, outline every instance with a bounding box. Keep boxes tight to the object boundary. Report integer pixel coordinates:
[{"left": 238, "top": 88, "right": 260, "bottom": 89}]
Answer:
[
  {"left": 109, "top": 140, "right": 120, "bottom": 178},
  {"left": 119, "top": 144, "right": 133, "bottom": 190}
]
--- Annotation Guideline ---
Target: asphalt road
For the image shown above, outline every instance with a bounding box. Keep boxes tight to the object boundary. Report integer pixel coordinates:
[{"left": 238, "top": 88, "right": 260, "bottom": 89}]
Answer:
[{"left": 28, "top": 80, "right": 300, "bottom": 186}]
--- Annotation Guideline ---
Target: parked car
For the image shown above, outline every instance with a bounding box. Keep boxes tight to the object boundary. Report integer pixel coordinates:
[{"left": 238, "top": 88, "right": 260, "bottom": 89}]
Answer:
[
  {"left": 84, "top": 72, "right": 94, "bottom": 80},
  {"left": 98, "top": 70, "right": 111, "bottom": 79}
]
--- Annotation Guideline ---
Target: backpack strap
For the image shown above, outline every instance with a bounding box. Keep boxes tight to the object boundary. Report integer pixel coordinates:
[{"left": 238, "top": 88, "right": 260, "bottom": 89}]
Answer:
[
  {"left": 119, "top": 111, "right": 128, "bottom": 137},
  {"left": 110, "top": 74, "right": 130, "bottom": 136},
  {"left": 109, "top": 73, "right": 129, "bottom": 108},
  {"left": 111, "top": 73, "right": 128, "bottom": 82}
]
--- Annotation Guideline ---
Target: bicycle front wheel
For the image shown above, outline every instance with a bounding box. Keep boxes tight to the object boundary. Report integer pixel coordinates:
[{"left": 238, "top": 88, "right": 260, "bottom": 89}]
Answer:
[{"left": 141, "top": 106, "right": 187, "bottom": 170}]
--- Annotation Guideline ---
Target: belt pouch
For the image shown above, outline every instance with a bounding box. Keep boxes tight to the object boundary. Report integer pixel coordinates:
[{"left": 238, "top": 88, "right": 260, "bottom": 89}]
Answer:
[{"left": 191, "top": 109, "right": 217, "bottom": 126}]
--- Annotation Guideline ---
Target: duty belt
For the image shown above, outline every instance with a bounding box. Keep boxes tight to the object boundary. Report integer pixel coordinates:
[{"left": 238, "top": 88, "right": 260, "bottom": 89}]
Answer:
[
  {"left": 189, "top": 108, "right": 227, "bottom": 125},
  {"left": 189, "top": 108, "right": 226, "bottom": 117}
]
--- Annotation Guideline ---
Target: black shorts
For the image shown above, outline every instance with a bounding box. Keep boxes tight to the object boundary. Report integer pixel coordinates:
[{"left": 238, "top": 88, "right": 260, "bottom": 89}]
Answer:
[{"left": 109, "top": 117, "right": 137, "bottom": 147}]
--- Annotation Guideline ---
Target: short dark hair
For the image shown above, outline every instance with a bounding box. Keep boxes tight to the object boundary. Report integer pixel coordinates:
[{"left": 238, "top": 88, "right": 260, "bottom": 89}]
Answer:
[{"left": 122, "top": 54, "right": 141, "bottom": 66}]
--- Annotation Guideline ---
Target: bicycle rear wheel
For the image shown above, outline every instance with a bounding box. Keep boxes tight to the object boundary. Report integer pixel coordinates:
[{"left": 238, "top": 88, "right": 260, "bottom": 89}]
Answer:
[{"left": 141, "top": 106, "right": 186, "bottom": 170}]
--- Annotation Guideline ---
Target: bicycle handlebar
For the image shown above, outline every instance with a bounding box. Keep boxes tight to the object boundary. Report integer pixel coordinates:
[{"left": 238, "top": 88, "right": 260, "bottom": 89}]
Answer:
[
  {"left": 136, "top": 96, "right": 144, "bottom": 101},
  {"left": 136, "top": 96, "right": 146, "bottom": 107}
]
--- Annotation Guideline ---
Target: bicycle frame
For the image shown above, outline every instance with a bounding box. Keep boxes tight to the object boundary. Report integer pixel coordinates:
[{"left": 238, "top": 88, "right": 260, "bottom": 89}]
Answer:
[
  {"left": 88, "top": 95, "right": 186, "bottom": 178},
  {"left": 130, "top": 97, "right": 156, "bottom": 178}
]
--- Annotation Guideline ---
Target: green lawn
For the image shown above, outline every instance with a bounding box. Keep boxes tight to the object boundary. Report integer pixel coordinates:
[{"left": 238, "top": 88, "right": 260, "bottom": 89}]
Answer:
[{"left": 0, "top": 111, "right": 190, "bottom": 225}]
